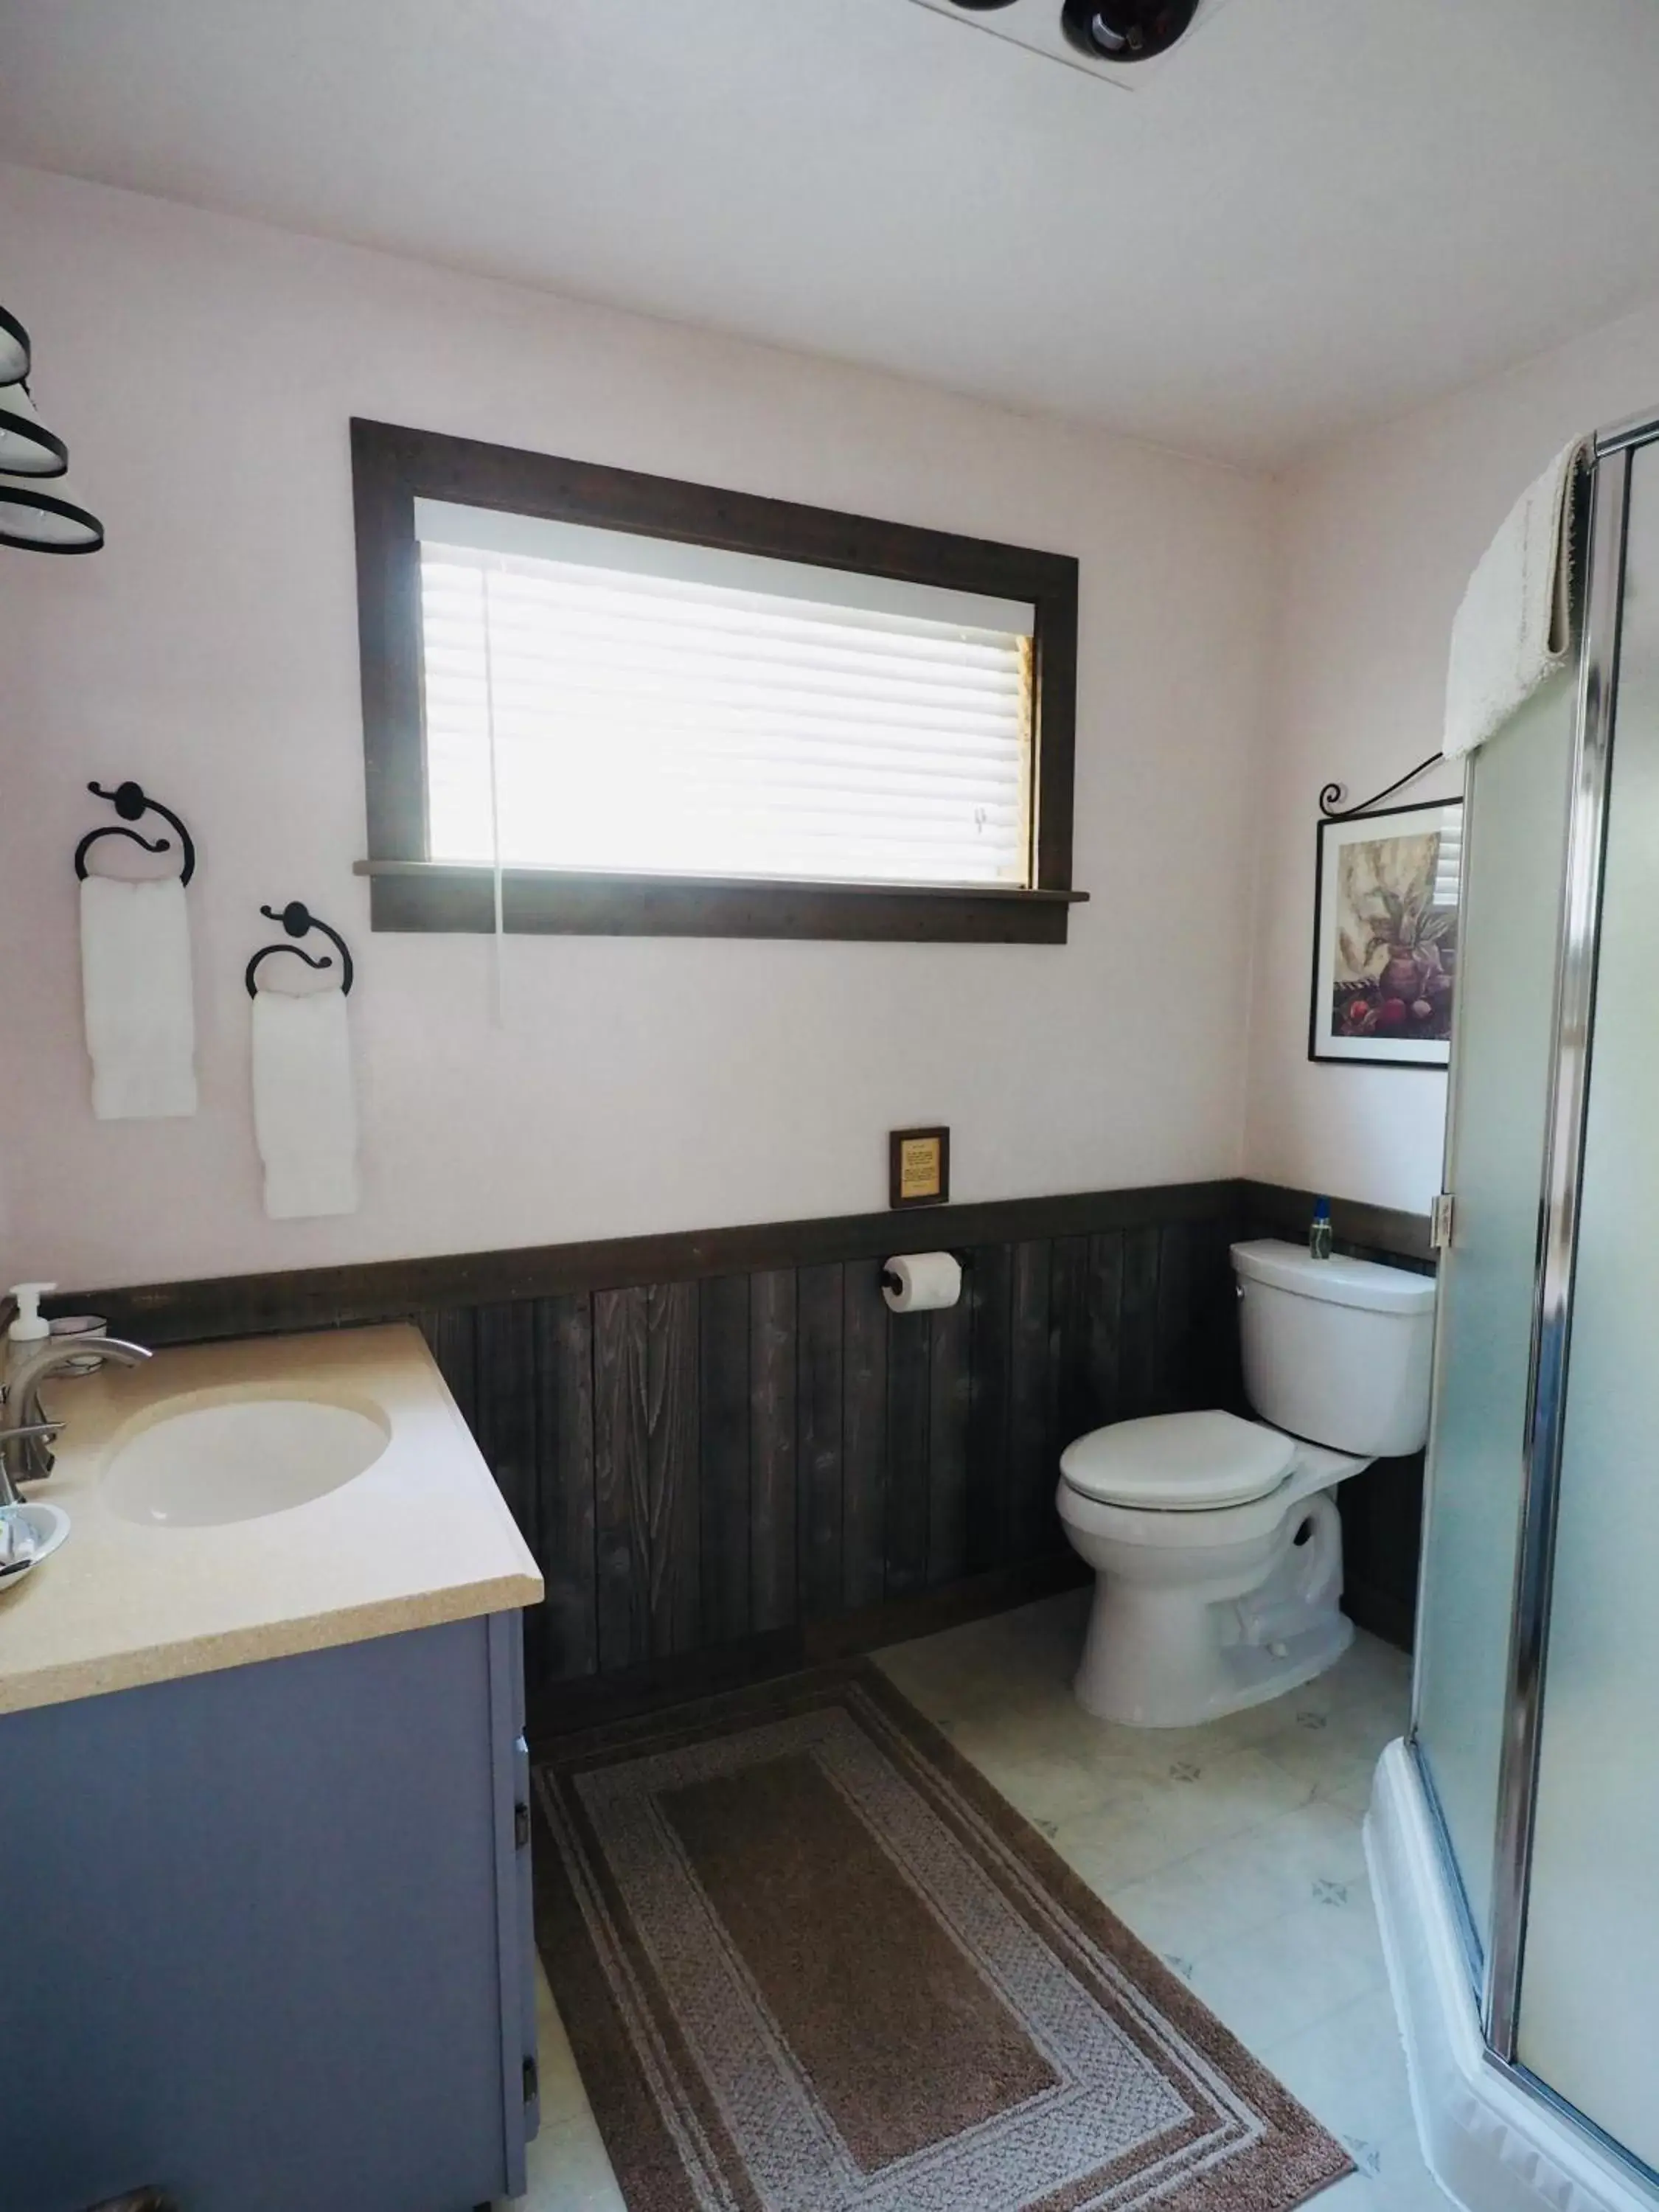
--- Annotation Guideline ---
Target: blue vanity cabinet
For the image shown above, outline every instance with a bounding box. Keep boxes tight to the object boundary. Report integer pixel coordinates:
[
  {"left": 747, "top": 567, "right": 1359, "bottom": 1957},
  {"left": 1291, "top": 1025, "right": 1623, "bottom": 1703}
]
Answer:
[{"left": 0, "top": 1610, "right": 539, "bottom": 2212}]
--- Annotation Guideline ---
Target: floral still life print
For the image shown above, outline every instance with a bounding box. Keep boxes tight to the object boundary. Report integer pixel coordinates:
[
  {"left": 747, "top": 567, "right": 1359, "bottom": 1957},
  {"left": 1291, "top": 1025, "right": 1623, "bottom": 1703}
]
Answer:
[{"left": 1310, "top": 798, "right": 1461, "bottom": 1066}]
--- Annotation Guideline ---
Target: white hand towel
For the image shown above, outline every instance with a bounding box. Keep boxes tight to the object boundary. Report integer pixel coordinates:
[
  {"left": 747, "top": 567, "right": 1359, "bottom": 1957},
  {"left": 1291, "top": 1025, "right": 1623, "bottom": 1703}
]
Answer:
[
  {"left": 252, "top": 986, "right": 359, "bottom": 1220},
  {"left": 1445, "top": 439, "right": 1588, "bottom": 761},
  {"left": 80, "top": 874, "right": 198, "bottom": 1120}
]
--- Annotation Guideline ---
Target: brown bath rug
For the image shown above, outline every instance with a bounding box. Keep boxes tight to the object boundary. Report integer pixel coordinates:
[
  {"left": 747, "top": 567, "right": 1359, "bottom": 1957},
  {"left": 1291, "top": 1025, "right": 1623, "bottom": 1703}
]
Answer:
[{"left": 532, "top": 1662, "right": 1352, "bottom": 2212}]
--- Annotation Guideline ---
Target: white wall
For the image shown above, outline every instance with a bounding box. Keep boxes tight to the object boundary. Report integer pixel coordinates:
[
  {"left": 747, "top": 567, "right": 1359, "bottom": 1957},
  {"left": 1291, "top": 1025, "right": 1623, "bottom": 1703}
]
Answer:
[
  {"left": 1245, "top": 299, "right": 1659, "bottom": 1216},
  {"left": 0, "top": 164, "right": 1274, "bottom": 1291}
]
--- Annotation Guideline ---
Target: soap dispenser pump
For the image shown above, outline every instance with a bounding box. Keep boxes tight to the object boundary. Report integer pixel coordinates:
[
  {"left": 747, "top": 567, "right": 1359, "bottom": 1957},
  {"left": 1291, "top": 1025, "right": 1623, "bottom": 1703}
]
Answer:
[
  {"left": 1308, "top": 1199, "right": 1332, "bottom": 1262},
  {"left": 6, "top": 1283, "right": 56, "bottom": 1384}
]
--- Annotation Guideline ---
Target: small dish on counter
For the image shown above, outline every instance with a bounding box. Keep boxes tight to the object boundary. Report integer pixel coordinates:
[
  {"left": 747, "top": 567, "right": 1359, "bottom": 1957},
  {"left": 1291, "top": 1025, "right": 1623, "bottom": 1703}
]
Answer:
[{"left": 0, "top": 1500, "right": 71, "bottom": 1587}]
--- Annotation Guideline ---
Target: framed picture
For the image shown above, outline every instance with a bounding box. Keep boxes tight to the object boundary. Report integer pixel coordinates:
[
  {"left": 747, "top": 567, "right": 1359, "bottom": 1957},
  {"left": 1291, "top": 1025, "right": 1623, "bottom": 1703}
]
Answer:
[
  {"left": 889, "top": 1126, "right": 950, "bottom": 1208},
  {"left": 1310, "top": 798, "right": 1462, "bottom": 1067}
]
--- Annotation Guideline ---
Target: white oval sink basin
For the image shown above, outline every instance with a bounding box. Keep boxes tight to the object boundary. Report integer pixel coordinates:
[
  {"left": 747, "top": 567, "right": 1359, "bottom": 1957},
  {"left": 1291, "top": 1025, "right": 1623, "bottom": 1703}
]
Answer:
[{"left": 102, "top": 1390, "right": 392, "bottom": 1526}]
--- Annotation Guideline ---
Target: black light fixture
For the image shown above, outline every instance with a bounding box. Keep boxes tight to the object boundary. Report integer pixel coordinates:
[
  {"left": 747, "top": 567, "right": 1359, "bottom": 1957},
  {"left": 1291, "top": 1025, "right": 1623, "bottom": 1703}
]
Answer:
[
  {"left": 0, "top": 485, "right": 105, "bottom": 554},
  {"left": 0, "top": 380, "right": 69, "bottom": 478},
  {"left": 943, "top": 0, "right": 1206, "bottom": 63},
  {"left": 0, "top": 301, "right": 104, "bottom": 554},
  {"left": 0, "top": 304, "right": 31, "bottom": 386},
  {"left": 1059, "top": 0, "right": 1200, "bottom": 60}
]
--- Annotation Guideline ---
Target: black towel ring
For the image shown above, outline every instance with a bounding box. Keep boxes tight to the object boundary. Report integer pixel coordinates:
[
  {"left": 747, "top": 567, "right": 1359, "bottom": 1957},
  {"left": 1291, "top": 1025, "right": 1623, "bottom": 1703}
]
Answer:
[
  {"left": 74, "top": 780, "right": 197, "bottom": 885},
  {"left": 244, "top": 902, "right": 355, "bottom": 999}
]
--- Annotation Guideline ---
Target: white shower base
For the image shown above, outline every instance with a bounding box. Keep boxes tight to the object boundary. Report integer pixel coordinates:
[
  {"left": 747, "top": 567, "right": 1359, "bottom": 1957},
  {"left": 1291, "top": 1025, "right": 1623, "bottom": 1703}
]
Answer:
[{"left": 1365, "top": 1740, "right": 1656, "bottom": 2212}]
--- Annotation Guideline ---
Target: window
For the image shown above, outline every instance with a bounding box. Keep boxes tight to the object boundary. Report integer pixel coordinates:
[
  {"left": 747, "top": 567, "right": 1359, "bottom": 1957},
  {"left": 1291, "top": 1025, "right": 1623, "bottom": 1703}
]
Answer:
[
  {"left": 352, "top": 421, "right": 1082, "bottom": 941},
  {"left": 418, "top": 507, "right": 1036, "bottom": 888}
]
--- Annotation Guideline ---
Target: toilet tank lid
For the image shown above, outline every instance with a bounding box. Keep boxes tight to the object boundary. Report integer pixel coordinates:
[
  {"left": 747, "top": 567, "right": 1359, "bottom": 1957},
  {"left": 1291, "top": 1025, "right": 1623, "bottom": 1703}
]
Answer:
[
  {"left": 1060, "top": 1411, "right": 1295, "bottom": 1510},
  {"left": 1231, "top": 1239, "right": 1436, "bottom": 1315}
]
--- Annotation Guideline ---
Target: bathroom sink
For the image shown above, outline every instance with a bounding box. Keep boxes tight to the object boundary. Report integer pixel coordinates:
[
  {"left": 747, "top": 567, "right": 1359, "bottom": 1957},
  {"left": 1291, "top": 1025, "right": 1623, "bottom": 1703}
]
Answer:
[{"left": 102, "top": 1389, "right": 392, "bottom": 1526}]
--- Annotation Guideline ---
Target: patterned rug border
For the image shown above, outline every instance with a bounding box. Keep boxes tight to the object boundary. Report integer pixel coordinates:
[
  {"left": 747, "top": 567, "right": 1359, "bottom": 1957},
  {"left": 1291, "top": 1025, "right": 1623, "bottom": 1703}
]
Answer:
[{"left": 531, "top": 1658, "right": 1354, "bottom": 2212}]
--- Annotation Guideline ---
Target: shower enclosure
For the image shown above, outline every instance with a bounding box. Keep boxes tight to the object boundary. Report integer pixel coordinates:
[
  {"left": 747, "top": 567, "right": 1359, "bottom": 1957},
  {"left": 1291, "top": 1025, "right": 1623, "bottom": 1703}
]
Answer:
[{"left": 1395, "top": 413, "right": 1659, "bottom": 2206}]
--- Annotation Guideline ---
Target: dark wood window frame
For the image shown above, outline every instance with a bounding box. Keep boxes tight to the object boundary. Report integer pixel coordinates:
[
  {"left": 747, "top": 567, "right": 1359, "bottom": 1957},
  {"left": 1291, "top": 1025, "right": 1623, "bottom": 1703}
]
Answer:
[{"left": 350, "top": 417, "right": 1083, "bottom": 942}]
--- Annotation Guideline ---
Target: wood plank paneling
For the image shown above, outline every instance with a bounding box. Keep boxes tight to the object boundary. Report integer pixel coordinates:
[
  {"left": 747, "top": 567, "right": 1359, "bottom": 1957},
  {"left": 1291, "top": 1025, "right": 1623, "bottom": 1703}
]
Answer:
[
  {"left": 1154, "top": 1220, "right": 1197, "bottom": 1414},
  {"left": 1008, "top": 1240, "right": 1054, "bottom": 1560},
  {"left": 531, "top": 1557, "right": 1086, "bottom": 1740},
  {"left": 698, "top": 1276, "right": 751, "bottom": 1650},
  {"left": 473, "top": 1300, "right": 540, "bottom": 1675},
  {"left": 1119, "top": 1226, "right": 1161, "bottom": 1419},
  {"left": 420, "top": 1308, "right": 477, "bottom": 1433},
  {"left": 1239, "top": 1182, "right": 1434, "bottom": 1266},
  {"left": 927, "top": 1296, "right": 971, "bottom": 1588},
  {"left": 536, "top": 1293, "right": 597, "bottom": 1681},
  {"left": 796, "top": 1264, "right": 845, "bottom": 1621},
  {"left": 1084, "top": 1231, "right": 1124, "bottom": 1433},
  {"left": 884, "top": 1307, "right": 931, "bottom": 1598},
  {"left": 593, "top": 1287, "right": 650, "bottom": 1673},
  {"left": 1337, "top": 1453, "right": 1425, "bottom": 1654},
  {"left": 82, "top": 1180, "right": 1245, "bottom": 1346},
  {"left": 964, "top": 1242, "right": 1012, "bottom": 1574},
  {"left": 645, "top": 1282, "right": 700, "bottom": 1658},
  {"left": 1193, "top": 1214, "right": 1245, "bottom": 1411},
  {"left": 750, "top": 1270, "right": 798, "bottom": 1635},
  {"left": 473, "top": 1301, "right": 538, "bottom": 1539},
  {"left": 97, "top": 1180, "right": 1376, "bottom": 1706},
  {"left": 1048, "top": 1234, "right": 1093, "bottom": 1466},
  {"left": 841, "top": 1262, "right": 889, "bottom": 1612}
]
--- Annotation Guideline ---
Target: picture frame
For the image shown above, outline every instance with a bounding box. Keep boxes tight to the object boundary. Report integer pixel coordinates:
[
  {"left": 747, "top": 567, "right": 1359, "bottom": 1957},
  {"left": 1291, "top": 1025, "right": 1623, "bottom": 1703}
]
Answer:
[
  {"left": 888, "top": 1126, "right": 950, "bottom": 1209},
  {"left": 1309, "top": 797, "right": 1462, "bottom": 1068}
]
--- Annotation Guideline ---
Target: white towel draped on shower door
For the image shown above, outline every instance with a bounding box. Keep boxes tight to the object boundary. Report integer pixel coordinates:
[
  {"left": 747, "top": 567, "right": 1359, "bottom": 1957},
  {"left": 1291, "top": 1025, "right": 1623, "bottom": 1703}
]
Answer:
[
  {"left": 251, "top": 985, "right": 359, "bottom": 1219},
  {"left": 1445, "top": 439, "right": 1588, "bottom": 761},
  {"left": 80, "top": 873, "right": 198, "bottom": 1119}
]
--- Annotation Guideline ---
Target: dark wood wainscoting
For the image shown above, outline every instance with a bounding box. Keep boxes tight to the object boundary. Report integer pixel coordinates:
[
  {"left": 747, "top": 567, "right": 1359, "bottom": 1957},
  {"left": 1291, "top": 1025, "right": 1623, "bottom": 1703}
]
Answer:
[
  {"left": 77, "top": 1177, "right": 1430, "bottom": 1730},
  {"left": 416, "top": 1208, "right": 1245, "bottom": 1730}
]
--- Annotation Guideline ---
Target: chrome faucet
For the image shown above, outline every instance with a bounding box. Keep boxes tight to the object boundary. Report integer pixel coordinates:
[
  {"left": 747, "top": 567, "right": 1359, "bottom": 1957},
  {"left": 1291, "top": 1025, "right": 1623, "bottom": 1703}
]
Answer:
[{"left": 0, "top": 1335, "right": 151, "bottom": 1506}]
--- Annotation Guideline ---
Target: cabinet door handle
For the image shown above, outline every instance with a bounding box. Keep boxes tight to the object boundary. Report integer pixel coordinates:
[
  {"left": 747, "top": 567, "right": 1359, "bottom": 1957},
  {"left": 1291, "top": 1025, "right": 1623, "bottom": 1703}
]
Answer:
[{"left": 514, "top": 1800, "right": 531, "bottom": 1849}]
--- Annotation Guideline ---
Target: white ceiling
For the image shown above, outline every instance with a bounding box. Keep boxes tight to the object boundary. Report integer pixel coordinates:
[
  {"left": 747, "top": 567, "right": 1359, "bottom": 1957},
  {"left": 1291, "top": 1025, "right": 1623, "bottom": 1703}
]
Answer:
[{"left": 4, "top": 0, "right": 1659, "bottom": 466}]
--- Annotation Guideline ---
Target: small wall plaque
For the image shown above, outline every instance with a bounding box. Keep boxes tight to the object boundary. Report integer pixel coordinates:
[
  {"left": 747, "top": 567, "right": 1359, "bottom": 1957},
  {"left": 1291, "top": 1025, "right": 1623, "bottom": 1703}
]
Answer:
[{"left": 889, "top": 1126, "right": 950, "bottom": 1210}]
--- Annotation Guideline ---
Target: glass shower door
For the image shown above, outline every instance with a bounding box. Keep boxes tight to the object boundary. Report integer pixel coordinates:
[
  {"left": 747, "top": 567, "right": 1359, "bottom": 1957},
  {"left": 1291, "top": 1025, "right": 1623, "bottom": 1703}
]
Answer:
[
  {"left": 1412, "top": 675, "right": 1577, "bottom": 1950},
  {"left": 1515, "top": 440, "right": 1659, "bottom": 2171}
]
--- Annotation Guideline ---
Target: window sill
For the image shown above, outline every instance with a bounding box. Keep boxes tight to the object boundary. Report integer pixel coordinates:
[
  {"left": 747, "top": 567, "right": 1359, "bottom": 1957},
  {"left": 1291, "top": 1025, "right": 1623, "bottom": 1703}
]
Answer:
[{"left": 354, "top": 861, "right": 1088, "bottom": 943}]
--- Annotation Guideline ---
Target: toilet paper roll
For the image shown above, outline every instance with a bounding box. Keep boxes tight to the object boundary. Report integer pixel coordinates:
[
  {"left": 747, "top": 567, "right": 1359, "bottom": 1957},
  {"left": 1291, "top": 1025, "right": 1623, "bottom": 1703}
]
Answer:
[{"left": 882, "top": 1252, "right": 962, "bottom": 1314}]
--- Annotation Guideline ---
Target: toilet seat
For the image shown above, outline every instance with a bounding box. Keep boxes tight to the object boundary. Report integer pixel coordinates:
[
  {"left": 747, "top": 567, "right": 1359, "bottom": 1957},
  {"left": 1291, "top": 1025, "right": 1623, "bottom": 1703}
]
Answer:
[{"left": 1059, "top": 1409, "right": 1295, "bottom": 1512}]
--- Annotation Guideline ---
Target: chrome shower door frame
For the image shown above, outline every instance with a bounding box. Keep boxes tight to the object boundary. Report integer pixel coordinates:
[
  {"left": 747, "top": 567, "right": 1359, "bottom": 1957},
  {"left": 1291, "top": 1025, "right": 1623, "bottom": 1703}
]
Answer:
[
  {"left": 1404, "top": 428, "right": 1652, "bottom": 2185},
  {"left": 1481, "top": 439, "right": 1630, "bottom": 2059}
]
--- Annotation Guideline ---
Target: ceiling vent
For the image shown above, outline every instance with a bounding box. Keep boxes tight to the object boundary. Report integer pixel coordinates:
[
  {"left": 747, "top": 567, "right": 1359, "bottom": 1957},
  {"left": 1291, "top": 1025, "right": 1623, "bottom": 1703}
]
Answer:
[{"left": 907, "top": 0, "right": 1246, "bottom": 87}]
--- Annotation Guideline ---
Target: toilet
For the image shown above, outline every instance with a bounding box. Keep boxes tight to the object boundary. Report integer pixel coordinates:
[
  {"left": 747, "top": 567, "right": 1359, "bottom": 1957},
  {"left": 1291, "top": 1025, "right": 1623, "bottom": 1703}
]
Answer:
[{"left": 1056, "top": 1238, "right": 1435, "bottom": 1728}]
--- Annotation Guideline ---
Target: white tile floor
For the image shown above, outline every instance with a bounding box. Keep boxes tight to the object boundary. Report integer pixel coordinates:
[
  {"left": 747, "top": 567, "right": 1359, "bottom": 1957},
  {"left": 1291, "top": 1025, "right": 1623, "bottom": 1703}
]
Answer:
[{"left": 508, "top": 1590, "right": 1446, "bottom": 2212}]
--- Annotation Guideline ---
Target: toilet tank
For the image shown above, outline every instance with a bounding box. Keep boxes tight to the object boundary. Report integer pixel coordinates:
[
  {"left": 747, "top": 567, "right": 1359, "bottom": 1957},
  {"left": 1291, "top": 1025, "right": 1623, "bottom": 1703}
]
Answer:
[{"left": 1231, "top": 1239, "right": 1436, "bottom": 1457}]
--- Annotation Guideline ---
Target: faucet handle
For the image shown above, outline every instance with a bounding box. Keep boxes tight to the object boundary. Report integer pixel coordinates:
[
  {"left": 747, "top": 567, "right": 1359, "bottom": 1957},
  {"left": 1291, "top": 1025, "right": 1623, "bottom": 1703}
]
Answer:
[{"left": 0, "top": 1419, "right": 63, "bottom": 1479}]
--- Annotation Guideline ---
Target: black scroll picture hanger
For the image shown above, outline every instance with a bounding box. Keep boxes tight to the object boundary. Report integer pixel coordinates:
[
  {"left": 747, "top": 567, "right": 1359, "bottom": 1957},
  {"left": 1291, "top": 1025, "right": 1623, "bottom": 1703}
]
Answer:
[
  {"left": 1317, "top": 754, "right": 1446, "bottom": 822},
  {"left": 244, "top": 902, "right": 355, "bottom": 999}
]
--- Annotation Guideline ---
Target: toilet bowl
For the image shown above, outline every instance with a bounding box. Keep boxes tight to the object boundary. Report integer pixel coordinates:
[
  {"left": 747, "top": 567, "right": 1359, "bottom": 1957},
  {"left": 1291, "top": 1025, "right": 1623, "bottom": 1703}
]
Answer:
[
  {"left": 1057, "top": 1412, "right": 1366, "bottom": 1725},
  {"left": 1056, "top": 1239, "right": 1436, "bottom": 1728}
]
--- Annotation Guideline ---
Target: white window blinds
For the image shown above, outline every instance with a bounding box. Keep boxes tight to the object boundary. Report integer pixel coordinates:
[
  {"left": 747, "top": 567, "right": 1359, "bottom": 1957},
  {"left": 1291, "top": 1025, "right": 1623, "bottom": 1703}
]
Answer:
[
  {"left": 414, "top": 498, "right": 1037, "bottom": 888},
  {"left": 1432, "top": 812, "right": 1463, "bottom": 908}
]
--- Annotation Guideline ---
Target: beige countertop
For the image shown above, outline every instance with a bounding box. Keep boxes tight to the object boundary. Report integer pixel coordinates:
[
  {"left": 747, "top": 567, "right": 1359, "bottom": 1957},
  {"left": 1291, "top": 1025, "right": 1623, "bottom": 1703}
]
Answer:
[{"left": 0, "top": 1324, "right": 543, "bottom": 1718}]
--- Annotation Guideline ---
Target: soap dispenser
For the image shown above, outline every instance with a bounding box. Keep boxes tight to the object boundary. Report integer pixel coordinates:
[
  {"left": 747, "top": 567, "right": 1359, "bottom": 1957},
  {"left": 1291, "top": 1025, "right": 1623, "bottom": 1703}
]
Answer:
[
  {"left": 1308, "top": 1199, "right": 1332, "bottom": 1262},
  {"left": 6, "top": 1283, "right": 56, "bottom": 1385}
]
